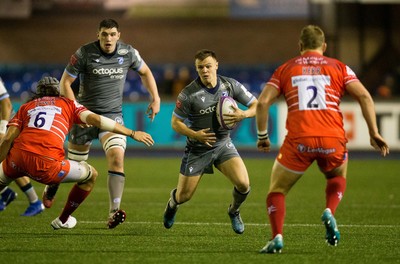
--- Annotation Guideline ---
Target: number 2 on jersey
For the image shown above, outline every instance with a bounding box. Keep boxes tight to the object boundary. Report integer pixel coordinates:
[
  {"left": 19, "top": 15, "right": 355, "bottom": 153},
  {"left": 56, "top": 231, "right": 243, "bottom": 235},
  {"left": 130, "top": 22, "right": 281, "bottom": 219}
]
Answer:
[{"left": 292, "top": 75, "right": 330, "bottom": 111}]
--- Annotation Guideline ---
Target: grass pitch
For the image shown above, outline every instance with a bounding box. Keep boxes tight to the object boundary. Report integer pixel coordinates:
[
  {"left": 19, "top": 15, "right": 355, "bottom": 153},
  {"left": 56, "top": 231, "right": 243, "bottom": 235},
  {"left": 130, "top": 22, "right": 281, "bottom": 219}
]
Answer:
[{"left": 1, "top": 155, "right": 399, "bottom": 263}]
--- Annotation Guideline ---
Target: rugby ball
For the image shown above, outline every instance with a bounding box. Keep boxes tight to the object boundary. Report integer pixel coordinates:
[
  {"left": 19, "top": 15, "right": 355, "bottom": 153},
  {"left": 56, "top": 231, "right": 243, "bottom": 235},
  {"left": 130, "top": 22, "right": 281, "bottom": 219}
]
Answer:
[{"left": 216, "top": 96, "right": 238, "bottom": 130}]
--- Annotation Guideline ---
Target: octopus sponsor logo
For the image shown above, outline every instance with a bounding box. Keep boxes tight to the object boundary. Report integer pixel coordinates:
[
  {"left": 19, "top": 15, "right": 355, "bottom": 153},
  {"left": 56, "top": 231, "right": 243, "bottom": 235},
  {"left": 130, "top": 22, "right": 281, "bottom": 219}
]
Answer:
[
  {"left": 199, "top": 105, "right": 216, "bottom": 115},
  {"left": 92, "top": 68, "right": 123, "bottom": 75}
]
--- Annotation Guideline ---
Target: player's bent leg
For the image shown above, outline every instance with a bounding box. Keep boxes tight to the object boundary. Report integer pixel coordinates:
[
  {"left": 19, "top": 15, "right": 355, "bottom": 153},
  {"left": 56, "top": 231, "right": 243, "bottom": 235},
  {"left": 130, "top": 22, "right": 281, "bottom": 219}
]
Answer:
[
  {"left": 44, "top": 144, "right": 90, "bottom": 209},
  {"left": 51, "top": 161, "right": 97, "bottom": 230}
]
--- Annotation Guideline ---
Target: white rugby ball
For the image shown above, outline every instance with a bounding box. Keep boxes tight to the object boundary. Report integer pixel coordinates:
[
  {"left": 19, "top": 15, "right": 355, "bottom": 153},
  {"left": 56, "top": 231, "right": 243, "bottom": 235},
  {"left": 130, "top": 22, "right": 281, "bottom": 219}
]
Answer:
[{"left": 216, "top": 96, "right": 238, "bottom": 130}]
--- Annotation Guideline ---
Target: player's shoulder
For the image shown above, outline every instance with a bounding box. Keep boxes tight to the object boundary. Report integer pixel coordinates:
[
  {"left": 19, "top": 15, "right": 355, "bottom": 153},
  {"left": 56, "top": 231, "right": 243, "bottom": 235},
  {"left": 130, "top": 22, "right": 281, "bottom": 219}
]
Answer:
[
  {"left": 182, "top": 78, "right": 201, "bottom": 93},
  {"left": 57, "top": 96, "right": 76, "bottom": 107},
  {"left": 116, "top": 42, "right": 137, "bottom": 55},
  {"left": 80, "top": 41, "right": 98, "bottom": 52},
  {"left": 218, "top": 75, "right": 241, "bottom": 87}
]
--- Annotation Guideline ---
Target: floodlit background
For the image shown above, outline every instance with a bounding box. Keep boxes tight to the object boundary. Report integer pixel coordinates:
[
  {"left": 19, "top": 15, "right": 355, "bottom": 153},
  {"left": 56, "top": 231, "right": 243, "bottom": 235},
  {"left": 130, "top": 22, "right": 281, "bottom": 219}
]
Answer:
[{"left": 1, "top": 0, "right": 399, "bottom": 150}]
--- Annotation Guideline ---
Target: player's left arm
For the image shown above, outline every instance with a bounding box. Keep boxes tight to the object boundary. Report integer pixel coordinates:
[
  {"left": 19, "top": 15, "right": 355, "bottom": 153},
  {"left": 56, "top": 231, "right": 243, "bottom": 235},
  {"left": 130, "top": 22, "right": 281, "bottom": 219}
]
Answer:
[
  {"left": 0, "top": 126, "right": 20, "bottom": 162},
  {"left": 137, "top": 62, "right": 161, "bottom": 121}
]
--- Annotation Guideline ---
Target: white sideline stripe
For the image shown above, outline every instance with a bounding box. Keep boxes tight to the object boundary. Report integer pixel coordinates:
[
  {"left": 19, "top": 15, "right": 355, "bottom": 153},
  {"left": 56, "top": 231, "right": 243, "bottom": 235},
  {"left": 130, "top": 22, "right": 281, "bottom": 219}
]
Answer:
[{"left": 79, "top": 221, "right": 399, "bottom": 228}]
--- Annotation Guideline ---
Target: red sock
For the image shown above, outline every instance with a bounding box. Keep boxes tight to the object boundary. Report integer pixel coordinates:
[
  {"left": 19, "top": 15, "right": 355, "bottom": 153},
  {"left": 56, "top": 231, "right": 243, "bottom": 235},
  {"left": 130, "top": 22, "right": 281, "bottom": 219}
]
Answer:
[
  {"left": 59, "top": 184, "right": 91, "bottom": 223},
  {"left": 266, "top": 192, "right": 285, "bottom": 238},
  {"left": 325, "top": 176, "right": 346, "bottom": 215}
]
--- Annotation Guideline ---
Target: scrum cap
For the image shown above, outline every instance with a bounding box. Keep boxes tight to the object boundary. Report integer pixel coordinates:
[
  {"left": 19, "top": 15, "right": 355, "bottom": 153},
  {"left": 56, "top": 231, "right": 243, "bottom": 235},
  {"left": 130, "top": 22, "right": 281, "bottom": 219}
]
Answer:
[{"left": 36, "top": 77, "right": 60, "bottom": 96}]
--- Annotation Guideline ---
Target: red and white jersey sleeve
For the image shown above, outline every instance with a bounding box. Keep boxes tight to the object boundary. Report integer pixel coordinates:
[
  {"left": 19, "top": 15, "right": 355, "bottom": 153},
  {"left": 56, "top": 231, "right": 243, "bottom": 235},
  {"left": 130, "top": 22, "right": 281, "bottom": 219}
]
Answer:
[
  {"left": 267, "top": 51, "right": 359, "bottom": 139},
  {"left": 8, "top": 97, "right": 87, "bottom": 161}
]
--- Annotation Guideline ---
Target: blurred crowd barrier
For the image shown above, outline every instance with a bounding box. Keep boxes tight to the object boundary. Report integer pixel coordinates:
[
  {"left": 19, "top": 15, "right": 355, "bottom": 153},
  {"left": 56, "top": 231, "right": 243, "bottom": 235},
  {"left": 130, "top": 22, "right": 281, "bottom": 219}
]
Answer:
[{"left": 0, "top": 63, "right": 276, "bottom": 101}]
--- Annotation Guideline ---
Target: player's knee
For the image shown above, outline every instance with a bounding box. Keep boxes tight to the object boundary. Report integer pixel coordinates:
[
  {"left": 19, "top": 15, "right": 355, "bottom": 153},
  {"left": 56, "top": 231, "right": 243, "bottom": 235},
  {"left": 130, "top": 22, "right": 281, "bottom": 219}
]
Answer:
[
  {"left": 102, "top": 135, "right": 126, "bottom": 153},
  {"left": 0, "top": 164, "right": 12, "bottom": 186},
  {"left": 106, "top": 150, "right": 124, "bottom": 169},
  {"left": 269, "top": 186, "right": 290, "bottom": 195},
  {"left": 77, "top": 162, "right": 97, "bottom": 186},
  {"left": 68, "top": 149, "right": 89, "bottom": 161},
  {"left": 235, "top": 182, "right": 250, "bottom": 194}
]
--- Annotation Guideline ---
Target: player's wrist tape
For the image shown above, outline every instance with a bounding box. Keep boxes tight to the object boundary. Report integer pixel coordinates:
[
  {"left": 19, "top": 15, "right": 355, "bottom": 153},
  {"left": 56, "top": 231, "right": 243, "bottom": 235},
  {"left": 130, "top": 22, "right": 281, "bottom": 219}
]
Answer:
[
  {"left": 257, "top": 130, "right": 269, "bottom": 140},
  {"left": 99, "top": 116, "right": 116, "bottom": 131},
  {"left": 130, "top": 130, "right": 135, "bottom": 138},
  {"left": 0, "top": 120, "right": 8, "bottom": 134}
]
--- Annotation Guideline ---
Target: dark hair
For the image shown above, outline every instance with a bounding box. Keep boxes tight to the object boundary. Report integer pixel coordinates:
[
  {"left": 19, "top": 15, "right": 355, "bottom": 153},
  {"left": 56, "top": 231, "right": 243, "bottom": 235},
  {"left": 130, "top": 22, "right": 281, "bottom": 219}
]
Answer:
[
  {"left": 99, "top": 19, "right": 119, "bottom": 31},
  {"left": 28, "top": 77, "right": 60, "bottom": 102},
  {"left": 299, "top": 25, "right": 325, "bottom": 50},
  {"left": 195, "top": 49, "right": 217, "bottom": 61}
]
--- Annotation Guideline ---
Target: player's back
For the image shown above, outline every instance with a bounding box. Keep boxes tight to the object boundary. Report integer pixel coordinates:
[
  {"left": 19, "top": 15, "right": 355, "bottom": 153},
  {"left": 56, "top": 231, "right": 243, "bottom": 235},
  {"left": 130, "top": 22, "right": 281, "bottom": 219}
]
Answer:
[
  {"left": 269, "top": 51, "right": 357, "bottom": 139},
  {"left": 9, "top": 97, "right": 85, "bottom": 160}
]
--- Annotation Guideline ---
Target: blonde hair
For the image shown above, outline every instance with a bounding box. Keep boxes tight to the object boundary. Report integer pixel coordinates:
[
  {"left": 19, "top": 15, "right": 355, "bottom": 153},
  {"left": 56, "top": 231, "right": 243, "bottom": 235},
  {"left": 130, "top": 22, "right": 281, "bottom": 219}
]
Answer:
[{"left": 299, "top": 25, "right": 325, "bottom": 50}]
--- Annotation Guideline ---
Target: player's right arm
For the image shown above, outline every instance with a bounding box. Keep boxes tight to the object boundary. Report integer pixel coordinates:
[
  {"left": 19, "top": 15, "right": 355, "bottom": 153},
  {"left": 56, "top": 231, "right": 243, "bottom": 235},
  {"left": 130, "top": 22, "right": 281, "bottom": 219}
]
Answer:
[
  {"left": 171, "top": 115, "right": 216, "bottom": 147},
  {"left": 256, "top": 84, "right": 279, "bottom": 152},
  {"left": 60, "top": 71, "right": 77, "bottom": 101}
]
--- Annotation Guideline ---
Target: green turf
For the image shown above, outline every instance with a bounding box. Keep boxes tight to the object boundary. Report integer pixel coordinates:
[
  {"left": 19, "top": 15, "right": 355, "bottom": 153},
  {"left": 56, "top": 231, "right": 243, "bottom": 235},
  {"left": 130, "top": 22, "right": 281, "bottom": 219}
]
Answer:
[{"left": 1, "top": 157, "right": 399, "bottom": 263}]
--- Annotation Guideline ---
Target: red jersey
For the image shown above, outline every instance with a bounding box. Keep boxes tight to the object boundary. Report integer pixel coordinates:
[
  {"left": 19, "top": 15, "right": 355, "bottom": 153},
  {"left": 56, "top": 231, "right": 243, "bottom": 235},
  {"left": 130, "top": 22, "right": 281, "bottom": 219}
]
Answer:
[
  {"left": 8, "top": 96, "right": 87, "bottom": 161},
  {"left": 268, "top": 51, "right": 359, "bottom": 139}
]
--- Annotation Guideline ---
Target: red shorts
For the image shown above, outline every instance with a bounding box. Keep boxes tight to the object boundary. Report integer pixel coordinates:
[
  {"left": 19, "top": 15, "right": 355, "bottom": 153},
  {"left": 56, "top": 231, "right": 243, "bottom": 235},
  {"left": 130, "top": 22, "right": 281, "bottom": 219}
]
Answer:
[
  {"left": 277, "top": 137, "right": 348, "bottom": 173},
  {"left": 2, "top": 149, "right": 70, "bottom": 185}
]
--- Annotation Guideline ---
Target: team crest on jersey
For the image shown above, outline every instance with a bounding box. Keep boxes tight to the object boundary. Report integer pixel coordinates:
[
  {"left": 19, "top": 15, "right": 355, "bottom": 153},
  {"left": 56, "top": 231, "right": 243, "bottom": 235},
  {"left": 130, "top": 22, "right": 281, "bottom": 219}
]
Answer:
[
  {"left": 117, "top": 57, "right": 124, "bottom": 65},
  {"left": 178, "top": 92, "right": 188, "bottom": 101},
  {"left": 221, "top": 91, "right": 228, "bottom": 97},
  {"left": 201, "top": 96, "right": 205, "bottom": 102},
  {"left": 226, "top": 142, "right": 235, "bottom": 149},
  {"left": 118, "top": 49, "right": 129, "bottom": 55},
  {"left": 115, "top": 116, "right": 123, "bottom": 124}
]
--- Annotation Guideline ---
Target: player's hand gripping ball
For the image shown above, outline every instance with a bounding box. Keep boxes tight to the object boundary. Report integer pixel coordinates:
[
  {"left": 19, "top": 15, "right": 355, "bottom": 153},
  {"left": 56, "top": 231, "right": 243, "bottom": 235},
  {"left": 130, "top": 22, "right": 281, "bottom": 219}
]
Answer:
[{"left": 216, "top": 96, "right": 238, "bottom": 130}]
